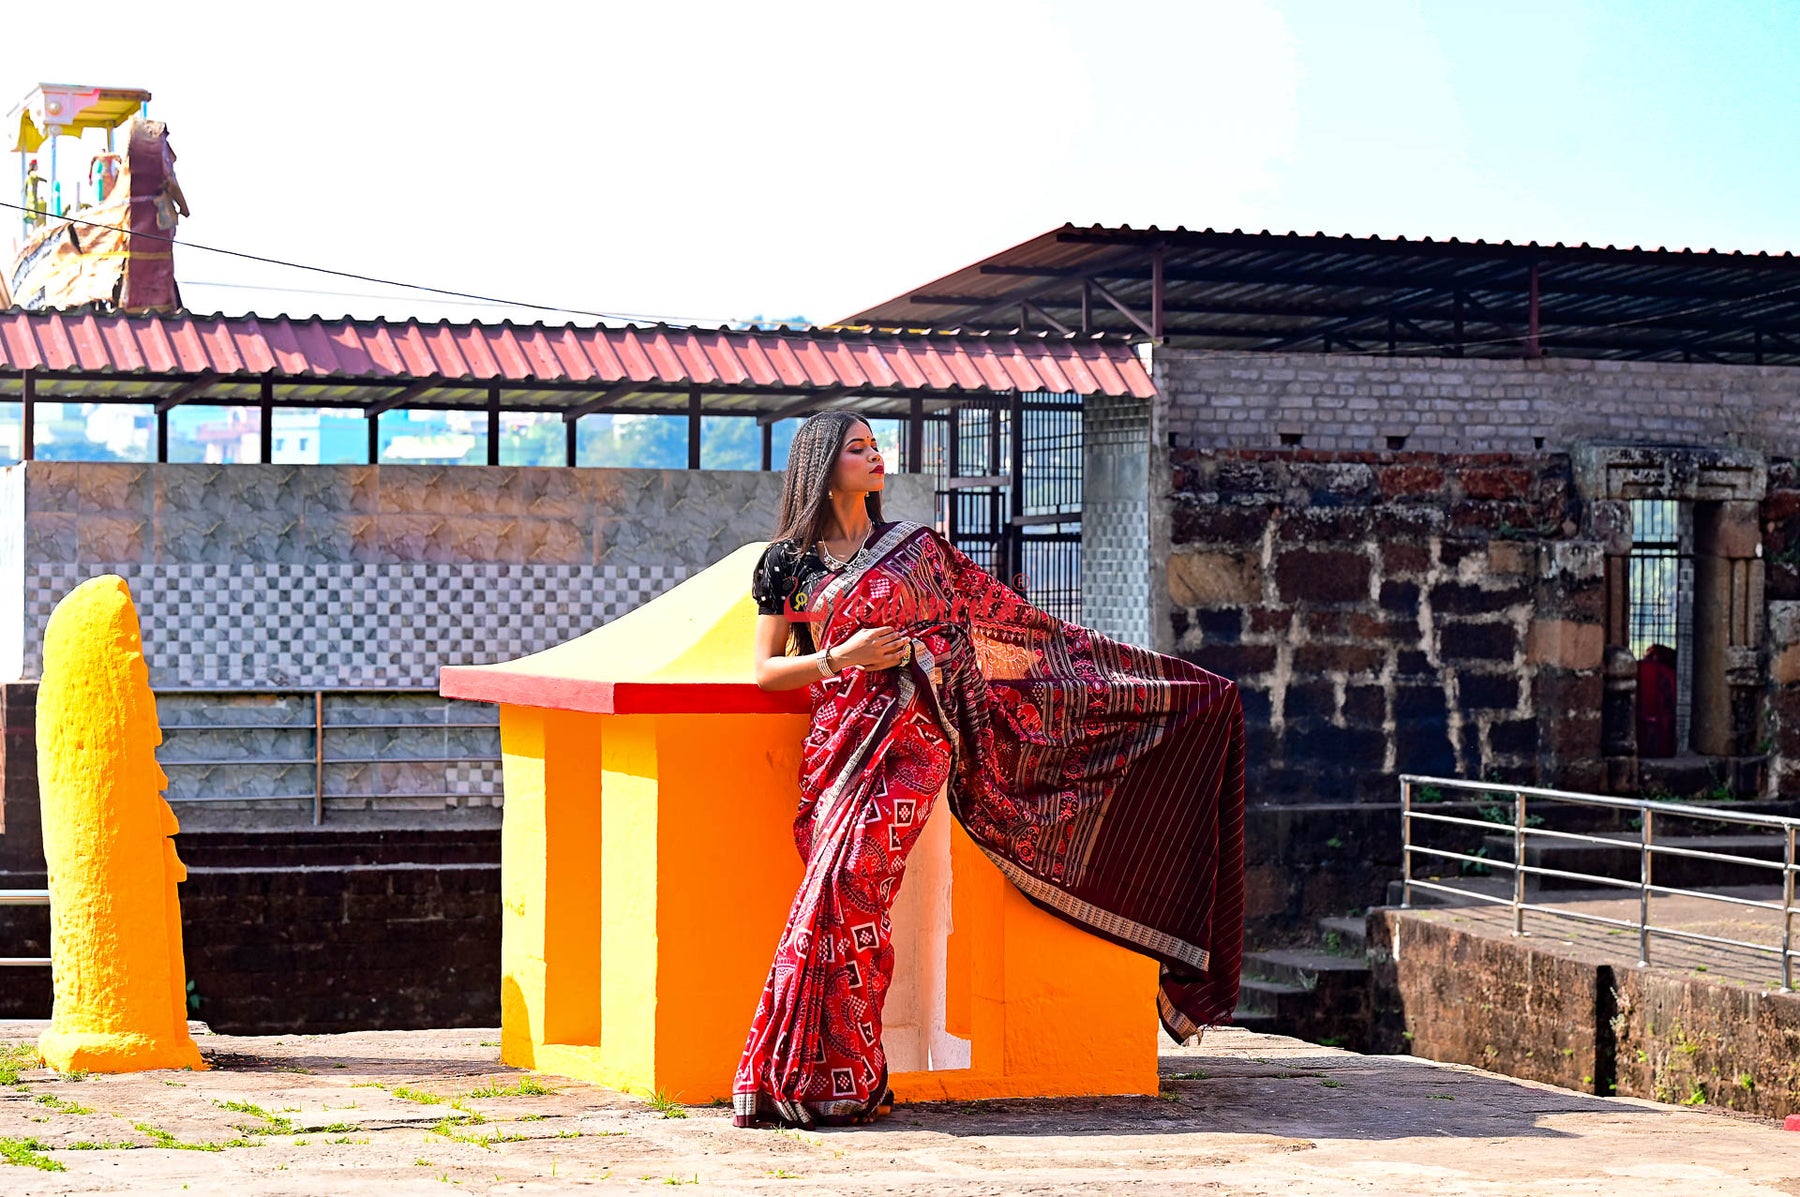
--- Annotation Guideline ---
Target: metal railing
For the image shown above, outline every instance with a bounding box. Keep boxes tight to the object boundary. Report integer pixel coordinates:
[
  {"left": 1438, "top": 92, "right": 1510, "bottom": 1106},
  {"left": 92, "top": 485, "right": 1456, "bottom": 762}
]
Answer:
[
  {"left": 0, "top": 889, "right": 50, "bottom": 967},
  {"left": 158, "top": 686, "right": 500, "bottom": 826},
  {"left": 1400, "top": 773, "right": 1800, "bottom": 991}
]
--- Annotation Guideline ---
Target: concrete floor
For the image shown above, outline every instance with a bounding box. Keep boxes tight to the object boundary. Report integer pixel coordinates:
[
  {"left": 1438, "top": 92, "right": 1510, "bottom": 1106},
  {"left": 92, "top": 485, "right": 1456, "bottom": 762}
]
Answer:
[{"left": 0, "top": 1021, "right": 1795, "bottom": 1195}]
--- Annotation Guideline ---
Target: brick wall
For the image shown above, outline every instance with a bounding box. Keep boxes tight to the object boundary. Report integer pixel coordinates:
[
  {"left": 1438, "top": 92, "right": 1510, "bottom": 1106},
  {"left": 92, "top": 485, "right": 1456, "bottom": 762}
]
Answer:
[
  {"left": 1157, "top": 350, "right": 1800, "bottom": 456},
  {"left": 1168, "top": 449, "right": 1609, "bottom": 805}
]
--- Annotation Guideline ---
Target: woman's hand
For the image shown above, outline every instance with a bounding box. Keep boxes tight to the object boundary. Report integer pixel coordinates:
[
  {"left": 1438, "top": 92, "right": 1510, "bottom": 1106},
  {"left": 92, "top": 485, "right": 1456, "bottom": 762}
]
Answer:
[{"left": 833, "top": 625, "right": 909, "bottom": 670}]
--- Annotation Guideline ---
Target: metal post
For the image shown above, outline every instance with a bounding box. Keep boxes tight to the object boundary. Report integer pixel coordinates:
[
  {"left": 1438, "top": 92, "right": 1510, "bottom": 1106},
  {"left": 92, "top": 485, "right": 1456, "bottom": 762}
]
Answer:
[
  {"left": 258, "top": 381, "right": 274, "bottom": 463},
  {"left": 20, "top": 371, "right": 34, "bottom": 462},
  {"left": 1007, "top": 389, "right": 1025, "bottom": 590},
  {"left": 565, "top": 416, "right": 578, "bottom": 468},
  {"left": 687, "top": 387, "right": 702, "bottom": 470},
  {"left": 156, "top": 409, "right": 168, "bottom": 462},
  {"left": 485, "top": 387, "right": 500, "bottom": 467},
  {"left": 1151, "top": 248, "right": 1165, "bottom": 342},
  {"left": 1784, "top": 825, "right": 1795, "bottom": 992},
  {"left": 1513, "top": 790, "right": 1527, "bottom": 936},
  {"left": 1080, "top": 279, "right": 1093, "bottom": 334},
  {"left": 946, "top": 405, "right": 961, "bottom": 545},
  {"left": 1638, "top": 809, "right": 1654, "bottom": 967},
  {"left": 1525, "top": 261, "right": 1542, "bottom": 359},
  {"left": 907, "top": 394, "right": 924, "bottom": 476},
  {"left": 1400, "top": 778, "right": 1413, "bottom": 909},
  {"left": 313, "top": 690, "right": 325, "bottom": 827},
  {"left": 367, "top": 411, "right": 380, "bottom": 465},
  {"left": 760, "top": 420, "right": 772, "bottom": 472}
]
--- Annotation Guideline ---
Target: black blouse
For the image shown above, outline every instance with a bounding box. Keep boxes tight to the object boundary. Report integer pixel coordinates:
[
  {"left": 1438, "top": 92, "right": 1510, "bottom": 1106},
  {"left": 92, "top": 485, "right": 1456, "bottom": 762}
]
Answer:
[{"left": 753, "top": 525, "right": 896, "bottom": 656}]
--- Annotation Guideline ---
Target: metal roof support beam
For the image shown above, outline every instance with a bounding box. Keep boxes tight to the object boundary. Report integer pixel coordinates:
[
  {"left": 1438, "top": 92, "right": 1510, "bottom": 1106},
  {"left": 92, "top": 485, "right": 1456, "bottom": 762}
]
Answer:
[
  {"left": 562, "top": 382, "right": 639, "bottom": 424},
  {"left": 486, "top": 386, "right": 501, "bottom": 467},
  {"left": 566, "top": 415, "right": 578, "bottom": 468},
  {"left": 154, "top": 372, "right": 220, "bottom": 415},
  {"left": 21, "top": 372, "right": 34, "bottom": 462},
  {"left": 756, "top": 388, "right": 845, "bottom": 428},
  {"left": 1259, "top": 311, "right": 1389, "bottom": 352},
  {"left": 760, "top": 420, "right": 773, "bottom": 471},
  {"left": 1151, "top": 247, "right": 1165, "bottom": 341},
  {"left": 258, "top": 380, "right": 274, "bottom": 464},
  {"left": 687, "top": 386, "right": 702, "bottom": 470},
  {"left": 1525, "top": 262, "right": 1542, "bottom": 359},
  {"left": 1021, "top": 301, "right": 1071, "bottom": 336},
  {"left": 1088, "top": 280, "right": 1156, "bottom": 339},
  {"left": 364, "top": 378, "right": 441, "bottom": 420},
  {"left": 907, "top": 394, "right": 924, "bottom": 476}
]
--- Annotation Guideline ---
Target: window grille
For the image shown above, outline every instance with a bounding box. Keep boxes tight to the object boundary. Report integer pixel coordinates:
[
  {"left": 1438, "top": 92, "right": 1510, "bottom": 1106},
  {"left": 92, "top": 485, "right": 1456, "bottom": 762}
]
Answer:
[{"left": 1627, "top": 498, "right": 1681, "bottom": 657}]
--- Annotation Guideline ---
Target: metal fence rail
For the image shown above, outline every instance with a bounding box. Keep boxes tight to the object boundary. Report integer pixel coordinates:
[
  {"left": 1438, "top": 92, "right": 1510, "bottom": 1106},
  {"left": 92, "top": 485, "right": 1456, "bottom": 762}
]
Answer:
[
  {"left": 157, "top": 686, "right": 500, "bottom": 826},
  {"left": 0, "top": 889, "right": 50, "bottom": 967},
  {"left": 1400, "top": 773, "right": 1800, "bottom": 991}
]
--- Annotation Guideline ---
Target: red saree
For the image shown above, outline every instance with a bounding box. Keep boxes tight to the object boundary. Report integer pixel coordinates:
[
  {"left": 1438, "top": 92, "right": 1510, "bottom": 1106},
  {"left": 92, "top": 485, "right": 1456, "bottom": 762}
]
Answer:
[{"left": 733, "top": 521, "right": 1245, "bottom": 1128}]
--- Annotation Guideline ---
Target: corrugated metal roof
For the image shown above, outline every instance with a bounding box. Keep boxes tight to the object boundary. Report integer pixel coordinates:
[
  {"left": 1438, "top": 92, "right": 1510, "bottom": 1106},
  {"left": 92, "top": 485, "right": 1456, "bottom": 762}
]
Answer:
[
  {"left": 842, "top": 224, "right": 1800, "bottom": 365},
  {"left": 0, "top": 310, "right": 1154, "bottom": 414}
]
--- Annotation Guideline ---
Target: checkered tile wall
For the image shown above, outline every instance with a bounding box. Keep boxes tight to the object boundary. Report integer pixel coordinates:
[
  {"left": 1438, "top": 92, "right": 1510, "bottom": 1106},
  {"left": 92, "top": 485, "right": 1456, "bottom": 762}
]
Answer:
[{"left": 1081, "top": 396, "right": 1153, "bottom": 647}]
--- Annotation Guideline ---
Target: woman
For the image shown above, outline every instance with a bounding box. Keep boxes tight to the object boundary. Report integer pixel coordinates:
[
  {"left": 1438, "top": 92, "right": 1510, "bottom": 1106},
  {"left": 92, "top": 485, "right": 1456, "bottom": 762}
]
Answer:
[{"left": 734, "top": 410, "right": 1245, "bottom": 1129}]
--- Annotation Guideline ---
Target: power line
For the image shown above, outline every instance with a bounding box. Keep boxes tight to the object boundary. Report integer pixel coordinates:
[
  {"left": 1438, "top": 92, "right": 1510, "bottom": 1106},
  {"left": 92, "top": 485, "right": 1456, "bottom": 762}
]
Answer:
[
  {"left": 182, "top": 278, "right": 734, "bottom": 325},
  {"left": 0, "top": 199, "right": 708, "bottom": 327}
]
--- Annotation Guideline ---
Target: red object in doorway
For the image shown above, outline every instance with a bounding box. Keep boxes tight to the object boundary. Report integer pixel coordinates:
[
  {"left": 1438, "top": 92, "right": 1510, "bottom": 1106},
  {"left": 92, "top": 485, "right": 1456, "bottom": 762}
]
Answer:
[{"left": 1636, "top": 645, "right": 1677, "bottom": 758}]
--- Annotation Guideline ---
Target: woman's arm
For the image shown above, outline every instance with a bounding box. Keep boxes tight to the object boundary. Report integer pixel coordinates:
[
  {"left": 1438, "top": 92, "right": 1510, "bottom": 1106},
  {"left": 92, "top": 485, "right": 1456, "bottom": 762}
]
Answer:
[
  {"left": 753, "top": 614, "right": 910, "bottom": 691},
  {"left": 754, "top": 614, "right": 828, "bottom": 691}
]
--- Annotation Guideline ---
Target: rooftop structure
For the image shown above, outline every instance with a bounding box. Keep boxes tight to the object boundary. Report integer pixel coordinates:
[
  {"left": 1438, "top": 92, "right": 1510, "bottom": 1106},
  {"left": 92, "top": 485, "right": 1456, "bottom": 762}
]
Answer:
[{"left": 845, "top": 223, "right": 1800, "bottom": 365}]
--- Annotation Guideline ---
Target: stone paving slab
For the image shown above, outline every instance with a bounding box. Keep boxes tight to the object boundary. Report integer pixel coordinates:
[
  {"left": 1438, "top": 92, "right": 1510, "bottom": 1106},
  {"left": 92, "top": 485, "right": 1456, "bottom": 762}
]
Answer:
[{"left": 0, "top": 1021, "right": 1794, "bottom": 1195}]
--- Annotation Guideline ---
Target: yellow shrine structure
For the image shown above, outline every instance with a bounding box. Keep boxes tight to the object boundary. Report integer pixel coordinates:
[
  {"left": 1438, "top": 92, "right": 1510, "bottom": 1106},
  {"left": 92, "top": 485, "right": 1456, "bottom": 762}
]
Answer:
[{"left": 439, "top": 544, "right": 1158, "bottom": 1104}]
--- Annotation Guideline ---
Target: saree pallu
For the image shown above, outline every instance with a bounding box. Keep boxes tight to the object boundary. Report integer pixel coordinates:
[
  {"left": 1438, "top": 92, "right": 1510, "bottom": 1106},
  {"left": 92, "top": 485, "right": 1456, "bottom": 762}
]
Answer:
[{"left": 733, "top": 521, "right": 1245, "bottom": 1128}]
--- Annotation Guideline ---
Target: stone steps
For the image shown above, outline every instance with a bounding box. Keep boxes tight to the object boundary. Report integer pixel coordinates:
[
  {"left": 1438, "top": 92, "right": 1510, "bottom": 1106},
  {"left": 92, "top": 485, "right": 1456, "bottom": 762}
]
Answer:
[{"left": 1232, "top": 916, "right": 1375, "bottom": 1050}]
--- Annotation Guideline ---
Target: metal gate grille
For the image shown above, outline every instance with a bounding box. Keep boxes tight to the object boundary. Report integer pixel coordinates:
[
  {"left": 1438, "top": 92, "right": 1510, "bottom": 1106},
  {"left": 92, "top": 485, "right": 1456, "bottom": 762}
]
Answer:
[{"left": 931, "top": 393, "right": 1083, "bottom": 622}]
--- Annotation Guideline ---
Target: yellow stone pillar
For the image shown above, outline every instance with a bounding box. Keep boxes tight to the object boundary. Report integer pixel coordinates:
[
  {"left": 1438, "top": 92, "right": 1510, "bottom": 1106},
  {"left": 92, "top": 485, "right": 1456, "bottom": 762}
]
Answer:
[
  {"left": 442, "top": 544, "right": 1157, "bottom": 1104},
  {"left": 36, "top": 576, "right": 202, "bottom": 1073}
]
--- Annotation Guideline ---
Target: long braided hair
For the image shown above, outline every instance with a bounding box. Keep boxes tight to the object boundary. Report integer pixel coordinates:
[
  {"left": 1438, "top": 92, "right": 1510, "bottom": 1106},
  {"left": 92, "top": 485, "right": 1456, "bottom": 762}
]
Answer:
[{"left": 771, "top": 410, "right": 885, "bottom": 548}]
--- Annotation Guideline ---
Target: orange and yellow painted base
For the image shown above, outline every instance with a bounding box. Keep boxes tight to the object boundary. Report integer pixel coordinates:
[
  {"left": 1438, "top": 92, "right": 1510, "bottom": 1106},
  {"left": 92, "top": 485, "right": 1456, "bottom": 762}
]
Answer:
[
  {"left": 493, "top": 704, "right": 1157, "bottom": 1105},
  {"left": 445, "top": 543, "right": 1157, "bottom": 1105}
]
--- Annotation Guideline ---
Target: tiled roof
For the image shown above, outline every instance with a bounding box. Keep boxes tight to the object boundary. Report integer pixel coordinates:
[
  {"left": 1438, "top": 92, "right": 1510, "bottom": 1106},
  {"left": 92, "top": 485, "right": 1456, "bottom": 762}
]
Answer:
[{"left": 0, "top": 311, "right": 1154, "bottom": 413}]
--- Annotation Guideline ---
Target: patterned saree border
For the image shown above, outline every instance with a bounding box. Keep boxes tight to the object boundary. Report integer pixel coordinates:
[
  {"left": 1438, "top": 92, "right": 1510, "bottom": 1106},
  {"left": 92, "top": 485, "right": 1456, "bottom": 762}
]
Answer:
[
  {"left": 814, "top": 520, "right": 925, "bottom": 646},
  {"left": 1156, "top": 987, "right": 1201, "bottom": 1042},
  {"left": 977, "top": 848, "right": 1212, "bottom": 973}
]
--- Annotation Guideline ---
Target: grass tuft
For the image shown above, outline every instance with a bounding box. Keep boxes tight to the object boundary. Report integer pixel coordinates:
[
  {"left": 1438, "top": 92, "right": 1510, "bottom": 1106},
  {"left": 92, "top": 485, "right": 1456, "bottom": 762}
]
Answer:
[
  {"left": 392, "top": 1085, "right": 450, "bottom": 1105},
  {"left": 35, "top": 1094, "right": 93, "bottom": 1115},
  {"left": 0, "top": 1137, "right": 65, "bottom": 1172},
  {"left": 644, "top": 1089, "right": 688, "bottom": 1119},
  {"left": 465, "top": 1076, "right": 557, "bottom": 1098},
  {"left": 214, "top": 1099, "right": 298, "bottom": 1135}
]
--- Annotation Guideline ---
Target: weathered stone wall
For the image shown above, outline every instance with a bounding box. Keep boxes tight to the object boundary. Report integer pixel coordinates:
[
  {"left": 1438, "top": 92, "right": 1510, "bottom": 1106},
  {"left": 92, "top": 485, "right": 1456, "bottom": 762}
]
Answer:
[
  {"left": 1371, "top": 908, "right": 1800, "bottom": 1118},
  {"left": 1168, "top": 449, "right": 1607, "bottom": 804},
  {"left": 1156, "top": 350, "right": 1800, "bottom": 456},
  {"left": 1765, "top": 461, "right": 1800, "bottom": 798}
]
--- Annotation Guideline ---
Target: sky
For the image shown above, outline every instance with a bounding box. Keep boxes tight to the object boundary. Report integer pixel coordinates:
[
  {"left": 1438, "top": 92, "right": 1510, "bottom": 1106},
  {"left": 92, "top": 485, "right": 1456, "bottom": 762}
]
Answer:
[{"left": 5, "top": 0, "right": 1799, "bottom": 328}]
